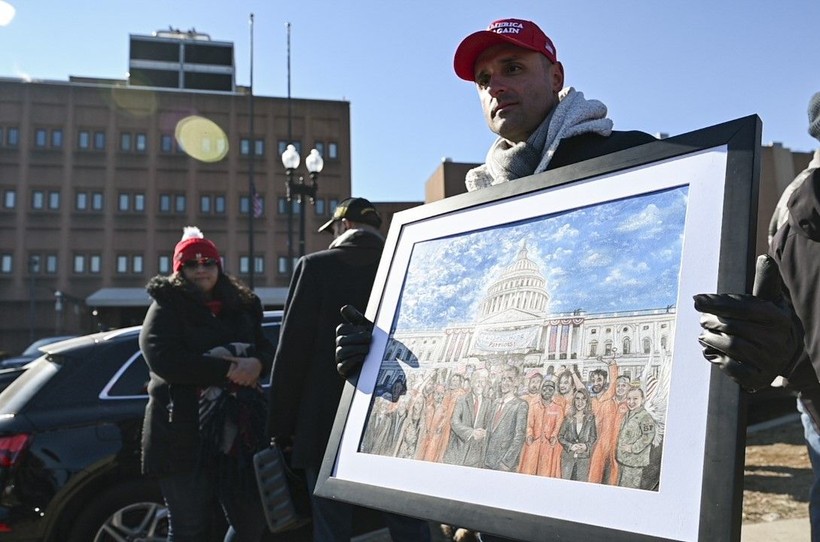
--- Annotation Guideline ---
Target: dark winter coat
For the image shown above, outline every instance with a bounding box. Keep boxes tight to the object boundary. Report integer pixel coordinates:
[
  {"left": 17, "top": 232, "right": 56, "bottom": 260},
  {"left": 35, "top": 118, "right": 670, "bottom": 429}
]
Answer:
[
  {"left": 139, "top": 273, "right": 274, "bottom": 475},
  {"left": 266, "top": 229, "right": 383, "bottom": 469}
]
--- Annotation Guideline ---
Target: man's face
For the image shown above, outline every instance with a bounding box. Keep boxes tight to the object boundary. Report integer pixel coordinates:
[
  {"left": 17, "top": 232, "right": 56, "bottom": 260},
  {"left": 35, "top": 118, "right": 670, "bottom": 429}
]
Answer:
[
  {"left": 626, "top": 389, "right": 644, "bottom": 411},
  {"left": 590, "top": 373, "right": 606, "bottom": 394},
  {"left": 473, "top": 43, "right": 564, "bottom": 144},
  {"left": 473, "top": 376, "right": 487, "bottom": 397},
  {"left": 331, "top": 219, "right": 346, "bottom": 238},
  {"left": 540, "top": 381, "right": 555, "bottom": 402},
  {"left": 528, "top": 375, "right": 543, "bottom": 394},
  {"left": 500, "top": 371, "right": 516, "bottom": 395},
  {"left": 615, "top": 377, "right": 630, "bottom": 399}
]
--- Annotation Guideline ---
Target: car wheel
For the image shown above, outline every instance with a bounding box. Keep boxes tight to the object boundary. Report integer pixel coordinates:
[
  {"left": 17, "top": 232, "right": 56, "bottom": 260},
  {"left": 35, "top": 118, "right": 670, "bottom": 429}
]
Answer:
[{"left": 67, "top": 479, "right": 168, "bottom": 542}]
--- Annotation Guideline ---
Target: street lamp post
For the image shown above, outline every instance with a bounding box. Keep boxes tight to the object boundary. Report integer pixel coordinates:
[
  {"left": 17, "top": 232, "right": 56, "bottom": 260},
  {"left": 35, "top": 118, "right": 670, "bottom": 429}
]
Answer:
[{"left": 281, "top": 145, "right": 324, "bottom": 272}]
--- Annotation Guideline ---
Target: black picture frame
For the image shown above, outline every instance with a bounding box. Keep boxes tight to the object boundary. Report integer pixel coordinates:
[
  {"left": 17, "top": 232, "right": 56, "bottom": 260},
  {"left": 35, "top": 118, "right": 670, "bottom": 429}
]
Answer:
[{"left": 316, "top": 116, "right": 761, "bottom": 542}]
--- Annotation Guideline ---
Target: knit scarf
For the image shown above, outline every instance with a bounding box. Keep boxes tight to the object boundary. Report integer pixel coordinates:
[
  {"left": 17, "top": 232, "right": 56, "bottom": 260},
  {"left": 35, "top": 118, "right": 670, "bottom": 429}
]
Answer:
[{"left": 465, "top": 87, "right": 614, "bottom": 192}]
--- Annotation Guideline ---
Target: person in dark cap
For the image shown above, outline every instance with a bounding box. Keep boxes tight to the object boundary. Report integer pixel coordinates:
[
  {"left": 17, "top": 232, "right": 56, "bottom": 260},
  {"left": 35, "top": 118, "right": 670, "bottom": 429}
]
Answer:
[
  {"left": 695, "top": 91, "right": 820, "bottom": 540},
  {"left": 140, "top": 226, "right": 273, "bottom": 541},
  {"left": 267, "top": 198, "right": 431, "bottom": 542}
]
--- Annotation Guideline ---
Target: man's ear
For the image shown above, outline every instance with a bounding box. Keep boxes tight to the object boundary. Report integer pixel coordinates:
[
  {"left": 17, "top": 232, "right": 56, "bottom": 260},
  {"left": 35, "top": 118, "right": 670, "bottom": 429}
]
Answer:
[{"left": 551, "top": 61, "right": 565, "bottom": 93}]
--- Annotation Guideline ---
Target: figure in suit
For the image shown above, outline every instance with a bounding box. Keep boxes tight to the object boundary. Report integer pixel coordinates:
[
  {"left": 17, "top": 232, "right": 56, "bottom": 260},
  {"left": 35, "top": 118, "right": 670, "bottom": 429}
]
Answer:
[
  {"left": 443, "top": 369, "right": 492, "bottom": 468},
  {"left": 484, "top": 366, "right": 528, "bottom": 472}
]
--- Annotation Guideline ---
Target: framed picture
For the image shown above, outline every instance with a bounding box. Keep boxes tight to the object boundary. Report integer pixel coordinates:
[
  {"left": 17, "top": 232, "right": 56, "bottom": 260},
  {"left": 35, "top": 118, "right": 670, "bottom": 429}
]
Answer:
[{"left": 316, "top": 116, "right": 761, "bottom": 542}]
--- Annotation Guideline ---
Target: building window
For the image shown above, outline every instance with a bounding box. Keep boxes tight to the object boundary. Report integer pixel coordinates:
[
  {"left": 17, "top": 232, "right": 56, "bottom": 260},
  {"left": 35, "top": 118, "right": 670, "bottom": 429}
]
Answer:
[
  {"left": 254, "top": 139, "right": 264, "bottom": 156},
  {"left": 278, "top": 256, "right": 289, "bottom": 274},
  {"left": 135, "top": 133, "right": 147, "bottom": 153},
  {"left": 329, "top": 199, "right": 339, "bottom": 215},
  {"left": 134, "top": 193, "right": 145, "bottom": 212},
  {"left": 35, "top": 129, "right": 47, "bottom": 148},
  {"left": 28, "top": 255, "right": 41, "bottom": 274},
  {"left": 314, "top": 141, "right": 325, "bottom": 158},
  {"left": 240, "top": 256, "right": 264, "bottom": 274},
  {"left": 660, "top": 335, "right": 668, "bottom": 350},
  {"left": 240, "top": 138, "right": 250, "bottom": 156},
  {"left": 51, "top": 129, "right": 63, "bottom": 149},
  {"left": 91, "top": 192, "right": 104, "bottom": 211},
  {"left": 3, "top": 190, "right": 15, "bottom": 209},
  {"left": 240, "top": 195, "right": 263, "bottom": 216},
  {"left": 76, "top": 192, "right": 87, "bottom": 210},
  {"left": 589, "top": 340, "right": 598, "bottom": 357},
  {"left": 277, "top": 197, "right": 299, "bottom": 215},
  {"left": 45, "top": 254, "right": 58, "bottom": 274},
  {"left": 133, "top": 255, "right": 144, "bottom": 274},
  {"left": 604, "top": 341, "right": 612, "bottom": 356},
  {"left": 159, "top": 255, "right": 171, "bottom": 274},
  {"left": 328, "top": 142, "right": 338, "bottom": 159},
  {"left": 118, "top": 193, "right": 130, "bottom": 211},
  {"left": 120, "top": 132, "right": 132, "bottom": 152},
  {"left": 94, "top": 131, "right": 106, "bottom": 150},
  {"left": 643, "top": 337, "right": 651, "bottom": 354},
  {"left": 31, "top": 190, "right": 45, "bottom": 210},
  {"left": 47, "top": 191, "right": 60, "bottom": 210},
  {"left": 175, "top": 195, "right": 186, "bottom": 213},
  {"left": 78, "top": 130, "right": 90, "bottom": 149},
  {"left": 7, "top": 127, "right": 18, "bottom": 147},
  {"left": 0, "top": 254, "right": 11, "bottom": 273},
  {"left": 277, "top": 140, "right": 288, "bottom": 156},
  {"left": 73, "top": 254, "right": 86, "bottom": 273},
  {"left": 622, "top": 337, "right": 631, "bottom": 355},
  {"left": 116, "top": 255, "right": 128, "bottom": 273},
  {"left": 214, "top": 195, "right": 226, "bottom": 214},
  {"left": 159, "top": 194, "right": 171, "bottom": 213},
  {"left": 314, "top": 198, "right": 325, "bottom": 215},
  {"left": 161, "top": 134, "right": 173, "bottom": 153},
  {"left": 200, "top": 195, "right": 211, "bottom": 214}
]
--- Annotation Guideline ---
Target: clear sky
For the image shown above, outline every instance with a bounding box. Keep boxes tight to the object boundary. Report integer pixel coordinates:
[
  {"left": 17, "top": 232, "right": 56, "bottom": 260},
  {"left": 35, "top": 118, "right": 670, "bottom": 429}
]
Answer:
[{"left": 2, "top": 1, "right": 819, "bottom": 203}]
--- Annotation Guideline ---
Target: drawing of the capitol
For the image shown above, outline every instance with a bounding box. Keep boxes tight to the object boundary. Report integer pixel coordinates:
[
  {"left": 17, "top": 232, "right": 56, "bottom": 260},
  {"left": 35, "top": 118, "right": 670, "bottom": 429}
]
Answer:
[{"left": 376, "top": 242, "right": 675, "bottom": 390}]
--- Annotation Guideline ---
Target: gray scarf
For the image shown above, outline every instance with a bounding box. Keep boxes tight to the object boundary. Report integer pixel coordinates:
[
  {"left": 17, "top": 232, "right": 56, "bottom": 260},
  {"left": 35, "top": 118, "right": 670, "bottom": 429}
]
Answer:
[{"left": 465, "top": 87, "right": 614, "bottom": 192}]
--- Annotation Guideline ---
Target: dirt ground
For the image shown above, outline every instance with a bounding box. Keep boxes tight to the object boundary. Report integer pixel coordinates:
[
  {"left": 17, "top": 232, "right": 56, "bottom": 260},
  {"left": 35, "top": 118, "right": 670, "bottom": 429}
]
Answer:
[{"left": 743, "top": 412, "right": 812, "bottom": 524}]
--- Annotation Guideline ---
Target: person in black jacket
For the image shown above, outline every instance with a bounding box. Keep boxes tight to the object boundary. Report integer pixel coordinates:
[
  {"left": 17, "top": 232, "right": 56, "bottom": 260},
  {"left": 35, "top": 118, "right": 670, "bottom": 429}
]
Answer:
[
  {"left": 695, "top": 92, "right": 820, "bottom": 541},
  {"left": 267, "top": 198, "right": 431, "bottom": 542},
  {"left": 140, "top": 227, "right": 273, "bottom": 542}
]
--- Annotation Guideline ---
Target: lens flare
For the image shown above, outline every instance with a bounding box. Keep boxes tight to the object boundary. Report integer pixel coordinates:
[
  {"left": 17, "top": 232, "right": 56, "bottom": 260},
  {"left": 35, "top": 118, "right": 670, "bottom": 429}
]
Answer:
[
  {"left": 174, "top": 116, "right": 229, "bottom": 163},
  {"left": 0, "top": 2, "right": 15, "bottom": 26}
]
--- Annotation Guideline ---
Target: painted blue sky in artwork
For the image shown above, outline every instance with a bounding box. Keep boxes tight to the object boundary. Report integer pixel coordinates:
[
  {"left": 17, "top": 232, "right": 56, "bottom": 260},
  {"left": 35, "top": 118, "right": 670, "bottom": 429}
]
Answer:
[{"left": 392, "top": 186, "right": 689, "bottom": 331}]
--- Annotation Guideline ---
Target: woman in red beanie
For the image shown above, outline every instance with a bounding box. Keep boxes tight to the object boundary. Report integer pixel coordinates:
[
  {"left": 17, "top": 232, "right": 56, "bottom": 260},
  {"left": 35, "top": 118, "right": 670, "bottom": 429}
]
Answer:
[{"left": 139, "top": 226, "right": 273, "bottom": 541}]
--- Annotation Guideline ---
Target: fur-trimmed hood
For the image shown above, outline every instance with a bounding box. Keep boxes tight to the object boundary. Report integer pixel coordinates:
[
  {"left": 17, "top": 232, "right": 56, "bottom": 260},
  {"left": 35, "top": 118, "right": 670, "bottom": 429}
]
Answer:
[{"left": 145, "top": 273, "right": 257, "bottom": 312}]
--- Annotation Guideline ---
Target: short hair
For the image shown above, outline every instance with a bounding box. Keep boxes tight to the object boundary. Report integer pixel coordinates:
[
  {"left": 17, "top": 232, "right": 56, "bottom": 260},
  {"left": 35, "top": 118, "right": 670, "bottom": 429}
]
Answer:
[{"left": 589, "top": 368, "right": 607, "bottom": 381}]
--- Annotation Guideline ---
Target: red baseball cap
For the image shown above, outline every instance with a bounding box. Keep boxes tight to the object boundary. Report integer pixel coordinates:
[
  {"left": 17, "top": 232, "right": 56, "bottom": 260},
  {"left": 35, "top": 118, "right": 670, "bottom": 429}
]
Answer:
[{"left": 454, "top": 18, "right": 558, "bottom": 81}]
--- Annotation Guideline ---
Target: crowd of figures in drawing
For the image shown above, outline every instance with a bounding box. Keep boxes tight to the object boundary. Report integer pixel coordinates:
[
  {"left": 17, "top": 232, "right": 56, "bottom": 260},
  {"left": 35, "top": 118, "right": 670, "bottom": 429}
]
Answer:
[{"left": 360, "top": 353, "right": 668, "bottom": 491}]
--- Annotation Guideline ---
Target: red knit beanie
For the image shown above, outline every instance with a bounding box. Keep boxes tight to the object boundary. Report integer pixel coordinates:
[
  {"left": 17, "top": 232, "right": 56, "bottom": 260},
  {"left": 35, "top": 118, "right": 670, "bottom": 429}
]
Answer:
[{"left": 173, "top": 226, "right": 221, "bottom": 273}]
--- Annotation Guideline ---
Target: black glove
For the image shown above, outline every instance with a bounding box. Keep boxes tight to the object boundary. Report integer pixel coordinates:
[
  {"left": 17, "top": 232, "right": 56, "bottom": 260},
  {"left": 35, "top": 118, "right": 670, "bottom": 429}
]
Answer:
[
  {"left": 693, "top": 255, "right": 804, "bottom": 392},
  {"left": 335, "top": 305, "right": 374, "bottom": 377}
]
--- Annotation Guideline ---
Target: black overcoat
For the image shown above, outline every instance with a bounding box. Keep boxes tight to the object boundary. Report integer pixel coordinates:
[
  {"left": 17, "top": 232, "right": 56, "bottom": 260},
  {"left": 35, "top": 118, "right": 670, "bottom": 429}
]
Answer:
[
  {"left": 139, "top": 274, "right": 274, "bottom": 475},
  {"left": 267, "top": 229, "right": 383, "bottom": 469}
]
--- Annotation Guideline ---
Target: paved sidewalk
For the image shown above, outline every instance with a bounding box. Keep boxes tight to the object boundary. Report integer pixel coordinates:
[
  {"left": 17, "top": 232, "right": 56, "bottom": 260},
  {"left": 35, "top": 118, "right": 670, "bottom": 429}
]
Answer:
[{"left": 742, "top": 517, "right": 810, "bottom": 541}]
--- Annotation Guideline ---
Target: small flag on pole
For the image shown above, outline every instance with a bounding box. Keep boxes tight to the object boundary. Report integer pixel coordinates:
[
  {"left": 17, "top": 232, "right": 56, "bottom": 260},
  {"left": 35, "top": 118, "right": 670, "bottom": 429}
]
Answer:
[{"left": 252, "top": 190, "right": 263, "bottom": 218}]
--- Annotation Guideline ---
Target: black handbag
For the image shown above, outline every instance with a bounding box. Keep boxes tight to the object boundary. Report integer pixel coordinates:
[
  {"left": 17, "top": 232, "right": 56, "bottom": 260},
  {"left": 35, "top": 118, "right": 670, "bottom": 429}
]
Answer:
[{"left": 253, "top": 441, "right": 311, "bottom": 533}]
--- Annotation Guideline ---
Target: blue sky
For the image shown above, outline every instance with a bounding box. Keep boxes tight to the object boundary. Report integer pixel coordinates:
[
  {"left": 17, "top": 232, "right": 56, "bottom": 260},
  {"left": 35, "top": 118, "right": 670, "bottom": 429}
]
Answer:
[
  {"left": 393, "top": 186, "right": 688, "bottom": 331},
  {"left": 1, "top": 1, "right": 819, "bottom": 202}
]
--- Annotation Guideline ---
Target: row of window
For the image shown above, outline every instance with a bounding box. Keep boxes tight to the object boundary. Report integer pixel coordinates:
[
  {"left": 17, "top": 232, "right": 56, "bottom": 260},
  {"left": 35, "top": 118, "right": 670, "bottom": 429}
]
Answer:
[
  {"left": 3, "top": 253, "right": 301, "bottom": 276},
  {"left": 0, "top": 124, "right": 340, "bottom": 160},
  {"left": 2, "top": 189, "right": 339, "bottom": 217}
]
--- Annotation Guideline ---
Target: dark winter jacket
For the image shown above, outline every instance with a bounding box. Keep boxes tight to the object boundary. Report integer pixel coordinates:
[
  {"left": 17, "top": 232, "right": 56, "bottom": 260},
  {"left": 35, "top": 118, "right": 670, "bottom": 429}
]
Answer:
[
  {"left": 267, "top": 228, "right": 383, "bottom": 469},
  {"left": 139, "top": 273, "right": 274, "bottom": 475}
]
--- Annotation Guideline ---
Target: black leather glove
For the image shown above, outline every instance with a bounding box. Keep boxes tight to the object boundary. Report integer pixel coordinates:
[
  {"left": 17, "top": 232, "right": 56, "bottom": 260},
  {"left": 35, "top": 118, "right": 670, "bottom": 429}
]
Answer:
[
  {"left": 693, "top": 255, "right": 804, "bottom": 392},
  {"left": 335, "top": 305, "right": 373, "bottom": 377}
]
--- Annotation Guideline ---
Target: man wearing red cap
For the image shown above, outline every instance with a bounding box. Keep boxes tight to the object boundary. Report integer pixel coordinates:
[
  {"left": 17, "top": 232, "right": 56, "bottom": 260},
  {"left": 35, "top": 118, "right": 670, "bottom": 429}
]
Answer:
[{"left": 452, "top": 18, "right": 655, "bottom": 191}]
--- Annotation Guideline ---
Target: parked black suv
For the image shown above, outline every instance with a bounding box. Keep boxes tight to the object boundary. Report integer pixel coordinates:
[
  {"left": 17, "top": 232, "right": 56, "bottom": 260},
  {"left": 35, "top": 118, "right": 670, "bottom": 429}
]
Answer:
[{"left": 0, "top": 311, "right": 309, "bottom": 542}]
